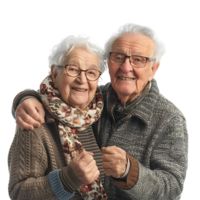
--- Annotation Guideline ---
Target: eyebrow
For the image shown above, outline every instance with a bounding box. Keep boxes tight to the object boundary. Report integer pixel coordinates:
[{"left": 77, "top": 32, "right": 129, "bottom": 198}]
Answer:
[{"left": 68, "top": 60, "right": 98, "bottom": 69}]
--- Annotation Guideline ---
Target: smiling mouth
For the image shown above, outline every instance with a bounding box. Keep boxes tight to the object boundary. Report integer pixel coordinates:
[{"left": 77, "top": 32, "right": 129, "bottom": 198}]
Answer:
[
  {"left": 72, "top": 88, "right": 87, "bottom": 92},
  {"left": 118, "top": 76, "right": 135, "bottom": 80}
]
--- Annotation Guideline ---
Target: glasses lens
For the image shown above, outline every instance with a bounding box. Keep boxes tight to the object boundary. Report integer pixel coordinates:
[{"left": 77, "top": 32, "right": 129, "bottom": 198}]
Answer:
[
  {"left": 86, "top": 69, "right": 99, "bottom": 80},
  {"left": 130, "top": 56, "right": 146, "bottom": 68},
  {"left": 110, "top": 52, "right": 147, "bottom": 68},
  {"left": 110, "top": 53, "right": 125, "bottom": 64},
  {"left": 66, "top": 65, "right": 80, "bottom": 76}
]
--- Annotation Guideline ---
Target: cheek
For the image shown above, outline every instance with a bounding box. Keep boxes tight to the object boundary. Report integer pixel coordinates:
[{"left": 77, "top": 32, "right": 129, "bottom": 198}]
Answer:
[
  {"left": 108, "top": 65, "right": 118, "bottom": 80},
  {"left": 109, "top": 71, "right": 115, "bottom": 81},
  {"left": 89, "top": 81, "right": 98, "bottom": 95},
  {"left": 56, "top": 76, "right": 71, "bottom": 99}
]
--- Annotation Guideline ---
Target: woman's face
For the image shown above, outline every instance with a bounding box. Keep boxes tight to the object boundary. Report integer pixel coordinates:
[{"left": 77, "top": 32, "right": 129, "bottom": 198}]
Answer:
[{"left": 51, "top": 47, "right": 99, "bottom": 111}]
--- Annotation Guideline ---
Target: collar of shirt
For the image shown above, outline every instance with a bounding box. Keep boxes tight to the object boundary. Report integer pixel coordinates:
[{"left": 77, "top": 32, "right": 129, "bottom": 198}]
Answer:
[{"left": 107, "top": 82, "right": 151, "bottom": 123}]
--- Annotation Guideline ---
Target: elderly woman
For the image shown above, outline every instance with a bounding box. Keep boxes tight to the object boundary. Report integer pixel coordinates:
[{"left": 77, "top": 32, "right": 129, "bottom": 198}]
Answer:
[
  {"left": 11, "top": 24, "right": 188, "bottom": 200},
  {"left": 8, "top": 36, "right": 108, "bottom": 200}
]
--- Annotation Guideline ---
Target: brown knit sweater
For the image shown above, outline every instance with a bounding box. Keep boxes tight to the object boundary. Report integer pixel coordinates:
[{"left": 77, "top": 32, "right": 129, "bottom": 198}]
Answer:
[{"left": 8, "top": 110, "right": 138, "bottom": 200}]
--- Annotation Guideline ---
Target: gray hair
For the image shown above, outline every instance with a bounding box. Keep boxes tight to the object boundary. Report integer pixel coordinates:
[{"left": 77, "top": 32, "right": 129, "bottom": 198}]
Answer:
[
  {"left": 49, "top": 35, "right": 106, "bottom": 73},
  {"left": 105, "top": 23, "right": 165, "bottom": 64}
]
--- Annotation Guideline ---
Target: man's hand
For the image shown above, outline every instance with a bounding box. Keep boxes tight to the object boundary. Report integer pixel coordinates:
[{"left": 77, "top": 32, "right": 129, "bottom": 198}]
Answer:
[
  {"left": 16, "top": 98, "right": 45, "bottom": 131},
  {"left": 102, "top": 146, "right": 127, "bottom": 178},
  {"left": 70, "top": 150, "right": 100, "bottom": 184}
]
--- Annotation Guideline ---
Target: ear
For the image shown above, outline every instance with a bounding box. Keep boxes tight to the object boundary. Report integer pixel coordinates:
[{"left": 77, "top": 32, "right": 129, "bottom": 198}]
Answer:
[{"left": 148, "top": 62, "right": 160, "bottom": 82}]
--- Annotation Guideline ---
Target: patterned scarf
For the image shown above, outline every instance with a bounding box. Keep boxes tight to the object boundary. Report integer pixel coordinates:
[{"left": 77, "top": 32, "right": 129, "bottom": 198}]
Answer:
[{"left": 39, "top": 75, "right": 107, "bottom": 200}]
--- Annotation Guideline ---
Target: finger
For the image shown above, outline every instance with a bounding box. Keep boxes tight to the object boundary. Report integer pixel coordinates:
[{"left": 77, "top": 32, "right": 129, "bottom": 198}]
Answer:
[
  {"left": 22, "top": 98, "right": 45, "bottom": 124},
  {"left": 85, "top": 151, "right": 94, "bottom": 156},
  {"left": 25, "top": 106, "right": 44, "bottom": 124},
  {"left": 102, "top": 153, "right": 115, "bottom": 162},
  {"left": 16, "top": 116, "right": 34, "bottom": 131},
  {"left": 101, "top": 146, "right": 117, "bottom": 154},
  {"left": 78, "top": 150, "right": 93, "bottom": 160},
  {"left": 35, "top": 103, "right": 46, "bottom": 124},
  {"left": 81, "top": 159, "right": 97, "bottom": 174},
  {"left": 16, "top": 108, "right": 41, "bottom": 128},
  {"left": 81, "top": 154, "right": 94, "bottom": 165},
  {"left": 102, "top": 161, "right": 113, "bottom": 170},
  {"left": 87, "top": 166, "right": 100, "bottom": 178},
  {"left": 92, "top": 169, "right": 100, "bottom": 181}
]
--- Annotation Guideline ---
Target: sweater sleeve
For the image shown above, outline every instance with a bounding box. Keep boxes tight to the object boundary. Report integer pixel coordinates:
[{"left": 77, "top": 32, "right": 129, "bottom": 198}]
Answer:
[
  {"left": 113, "top": 114, "right": 188, "bottom": 200},
  {"left": 112, "top": 154, "right": 139, "bottom": 189},
  {"left": 12, "top": 88, "right": 42, "bottom": 111},
  {"left": 8, "top": 126, "right": 75, "bottom": 200}
]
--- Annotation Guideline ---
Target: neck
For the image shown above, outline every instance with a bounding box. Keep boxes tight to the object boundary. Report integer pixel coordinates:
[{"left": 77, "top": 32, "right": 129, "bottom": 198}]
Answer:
[{"left": 118, "top": 93, "right": 139, "bottom": 107}]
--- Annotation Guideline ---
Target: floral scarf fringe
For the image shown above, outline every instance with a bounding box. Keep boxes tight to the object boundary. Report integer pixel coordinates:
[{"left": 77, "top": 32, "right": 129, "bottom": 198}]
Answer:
[{"left": 40, "top": 75, "right": 107, "bottom": 200}]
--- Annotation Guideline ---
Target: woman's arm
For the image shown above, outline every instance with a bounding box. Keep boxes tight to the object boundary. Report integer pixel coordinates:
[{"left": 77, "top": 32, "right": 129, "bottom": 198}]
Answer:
[{"left": 8, "top": 126, "right": 75, "bottom": 200}]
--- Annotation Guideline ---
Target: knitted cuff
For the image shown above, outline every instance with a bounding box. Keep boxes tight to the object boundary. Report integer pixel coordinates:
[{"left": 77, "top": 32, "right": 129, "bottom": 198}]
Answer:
[
  {"left": 19, "top": 96, "right": 38, "bottom": 107},
  {"left": 59, "top": 165, "right": 83, "bottom": 193},
  {"left": 112, "top": 154, "right": 139, "bottom": 189},
  {"left": 49, "top": 169, "right": 75, "bottom": 200}
]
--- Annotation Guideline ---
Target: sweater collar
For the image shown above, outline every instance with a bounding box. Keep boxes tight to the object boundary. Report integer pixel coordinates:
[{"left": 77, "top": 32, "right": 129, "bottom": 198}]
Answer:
[{"left": 107, "top": 79, "right": 160, "bottom": 125}]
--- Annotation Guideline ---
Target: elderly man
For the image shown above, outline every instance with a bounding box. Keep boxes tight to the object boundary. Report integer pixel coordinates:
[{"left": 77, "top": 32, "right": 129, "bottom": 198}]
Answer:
[{"left": 12, "top": 24, "right": 188, "bottom": 200}]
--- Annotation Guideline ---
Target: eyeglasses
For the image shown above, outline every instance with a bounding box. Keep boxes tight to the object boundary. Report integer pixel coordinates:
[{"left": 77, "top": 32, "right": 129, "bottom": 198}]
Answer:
[
  {"left": 58, "top": 65, "right": 102, "bottom": 81},
  {"left": 109, "top": 52, "right": 155, "bottom": 68}
]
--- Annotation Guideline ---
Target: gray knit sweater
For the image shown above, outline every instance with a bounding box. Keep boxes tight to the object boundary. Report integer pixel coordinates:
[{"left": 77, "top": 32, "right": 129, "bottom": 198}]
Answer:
[{"left": 93, "top": 79, "right": 188, "bottom": 200}]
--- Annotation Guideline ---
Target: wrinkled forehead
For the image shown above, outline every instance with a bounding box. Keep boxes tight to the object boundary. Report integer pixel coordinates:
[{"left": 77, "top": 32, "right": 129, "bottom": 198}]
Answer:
[{"left": 112, "top": 33, "right": 155, "bottom": 56}]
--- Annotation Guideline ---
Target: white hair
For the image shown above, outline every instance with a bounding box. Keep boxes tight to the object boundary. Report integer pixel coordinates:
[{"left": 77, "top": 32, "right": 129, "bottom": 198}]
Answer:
[
  {"left": 105, "top": 23, "right": 165, "bottom": 64},
  {"left": 49, "top": 35, "right": 106, "bottom": 73}
]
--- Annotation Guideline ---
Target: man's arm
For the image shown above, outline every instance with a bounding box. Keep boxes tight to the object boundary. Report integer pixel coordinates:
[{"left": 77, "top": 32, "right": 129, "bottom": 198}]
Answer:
[
  {"left": 112, "top": 114, "right": 188, "bottom": 200},
  {"left": 12, "top": 90, "right": 45, "bottom": 130}
]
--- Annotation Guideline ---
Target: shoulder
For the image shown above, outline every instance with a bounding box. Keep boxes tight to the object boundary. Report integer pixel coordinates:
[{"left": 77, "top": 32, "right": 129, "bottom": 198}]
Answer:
[
  {"left": 156, "top": 94, "right": 185, "bottom": 118},
  {"left": 14, "top": 123, "right": 54, "bottom": 148},
  {"left": 99, "top": 83, "right": 111, "bottom": 103},
  {"left": 99, "top": 82, "right": 111, "bottom": 94},
  {"left": 149, "top": 79, "right": 185, "bottom": 118}
]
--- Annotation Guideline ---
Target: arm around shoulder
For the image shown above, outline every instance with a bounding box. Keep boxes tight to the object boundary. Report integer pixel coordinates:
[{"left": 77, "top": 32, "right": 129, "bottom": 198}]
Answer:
[{"left": 12, "top": 89, "right": 40, "bottom": 118}]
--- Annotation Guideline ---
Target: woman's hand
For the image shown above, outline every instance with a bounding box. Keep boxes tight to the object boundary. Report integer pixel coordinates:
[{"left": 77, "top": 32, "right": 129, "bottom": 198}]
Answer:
[
  {"left": 70, "top": 150, "right": 100, "bottom": 184},
  {"left": 16, "top": 98, "right": 45, "bottom": 131}
]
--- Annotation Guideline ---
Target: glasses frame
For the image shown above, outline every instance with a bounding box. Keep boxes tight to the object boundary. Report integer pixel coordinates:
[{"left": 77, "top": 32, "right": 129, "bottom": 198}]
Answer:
[
  {"left": 109, "top": 52, "right": 155, "bottom": 68},
  {"left": 58, "top": 65, "right": 102, "bottom": 81}
]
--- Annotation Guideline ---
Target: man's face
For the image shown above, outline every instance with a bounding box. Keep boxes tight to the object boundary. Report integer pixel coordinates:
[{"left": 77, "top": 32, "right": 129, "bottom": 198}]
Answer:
[{"left": 108, "top": 33, "right": 159, "bottom": 104}]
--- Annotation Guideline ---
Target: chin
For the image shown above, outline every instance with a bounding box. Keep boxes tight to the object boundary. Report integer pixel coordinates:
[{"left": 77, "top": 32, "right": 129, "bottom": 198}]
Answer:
[{"left": 116, "top": 87, "right": 136, "bottom": 96}]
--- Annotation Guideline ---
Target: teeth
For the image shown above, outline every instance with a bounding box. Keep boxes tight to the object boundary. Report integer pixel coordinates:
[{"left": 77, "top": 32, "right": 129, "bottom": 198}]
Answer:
[
  {"left": 118, "top": 77, "right": 134, "bottom": 80},
  {"left": 74, "top": 89, "right": 87, "bottom": 91}
]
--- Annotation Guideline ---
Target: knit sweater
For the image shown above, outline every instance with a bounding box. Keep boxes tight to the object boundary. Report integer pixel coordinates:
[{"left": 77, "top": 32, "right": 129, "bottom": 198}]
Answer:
[
  {"left": 93, "top": 79, "right": 188, "bottom": 200},
  {"left": 8, "top": 110, "right": 132, "bottom": 200},
  {"left": 10, "top": 79, "right": 188, "bottom": 200},
  {"left": 9, "top": 106, "right": 111, "bottom": 200}
]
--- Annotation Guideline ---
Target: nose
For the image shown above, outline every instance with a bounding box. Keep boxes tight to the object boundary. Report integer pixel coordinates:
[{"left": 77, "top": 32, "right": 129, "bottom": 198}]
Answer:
[
  {"left": 76, "top": 70, "right": 88, "bottom": 83},
  {"left": 120, "top": 57, "right": 133, "bottom": 72}
]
